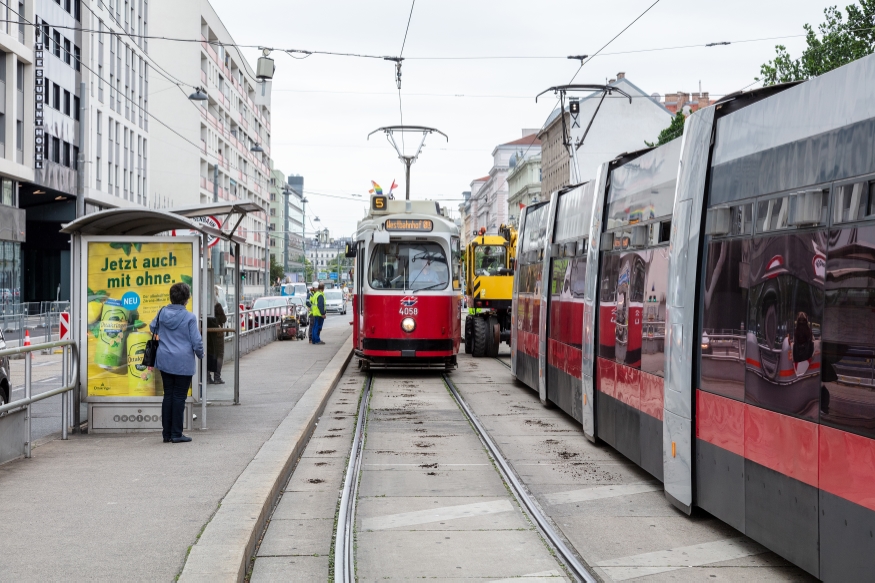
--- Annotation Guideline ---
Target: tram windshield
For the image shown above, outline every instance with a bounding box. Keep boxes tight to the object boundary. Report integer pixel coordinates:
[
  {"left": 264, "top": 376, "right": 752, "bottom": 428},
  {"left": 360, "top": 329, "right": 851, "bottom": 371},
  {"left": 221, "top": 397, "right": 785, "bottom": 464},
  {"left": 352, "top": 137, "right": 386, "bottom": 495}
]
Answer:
[
  {"left": 473, "top": 245, "right": 507, "bottom": 276},
  {"left": 369, "top": 242, "right": 449, "bottom": 291}
]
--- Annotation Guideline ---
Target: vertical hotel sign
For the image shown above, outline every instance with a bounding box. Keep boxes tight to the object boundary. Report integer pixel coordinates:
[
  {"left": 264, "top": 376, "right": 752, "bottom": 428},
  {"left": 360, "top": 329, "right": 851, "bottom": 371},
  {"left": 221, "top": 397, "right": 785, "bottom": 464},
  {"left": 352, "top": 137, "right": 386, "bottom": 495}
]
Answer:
[{"left": 34, "top": 40, "right": 44, "bottom": 169}]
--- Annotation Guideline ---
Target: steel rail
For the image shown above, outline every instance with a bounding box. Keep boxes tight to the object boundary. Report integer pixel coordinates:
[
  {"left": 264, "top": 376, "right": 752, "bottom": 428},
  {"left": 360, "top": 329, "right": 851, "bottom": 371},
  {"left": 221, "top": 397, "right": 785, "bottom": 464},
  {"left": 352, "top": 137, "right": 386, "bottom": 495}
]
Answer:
[
  {"left": 333, "top": 373, "right": 372, "bottom": 582},
  {"left": 442, "top": 373, "right": 596, "bottom": 583}
]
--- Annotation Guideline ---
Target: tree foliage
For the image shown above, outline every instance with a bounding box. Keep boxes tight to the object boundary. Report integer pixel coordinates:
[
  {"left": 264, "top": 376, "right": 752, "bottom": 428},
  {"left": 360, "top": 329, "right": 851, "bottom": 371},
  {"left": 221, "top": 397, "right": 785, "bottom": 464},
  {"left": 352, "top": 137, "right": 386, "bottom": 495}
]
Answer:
[
  {"left": 646, "top": 112, "right": 686, "bottom": 148},
  {"left": 270, "top": 255, "right": 285, "bottom": 283},
  {"left": 758, "top": 1, "right": 875, "bottom": 86}
]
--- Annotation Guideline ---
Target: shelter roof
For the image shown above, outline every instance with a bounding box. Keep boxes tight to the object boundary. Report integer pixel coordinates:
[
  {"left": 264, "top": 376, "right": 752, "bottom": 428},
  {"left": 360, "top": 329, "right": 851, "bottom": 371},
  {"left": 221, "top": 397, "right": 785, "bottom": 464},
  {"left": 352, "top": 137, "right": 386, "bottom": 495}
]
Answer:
[{"left": 60, "top": 208, "right": 245, "bottom": 244}]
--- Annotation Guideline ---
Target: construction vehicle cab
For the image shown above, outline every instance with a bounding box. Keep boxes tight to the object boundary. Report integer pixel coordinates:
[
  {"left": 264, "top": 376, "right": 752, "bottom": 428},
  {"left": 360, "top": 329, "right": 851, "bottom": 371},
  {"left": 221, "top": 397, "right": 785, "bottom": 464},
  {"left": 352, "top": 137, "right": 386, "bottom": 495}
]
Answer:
[{"left": 464, "top": 225, "right": 516, "bottom": 357}]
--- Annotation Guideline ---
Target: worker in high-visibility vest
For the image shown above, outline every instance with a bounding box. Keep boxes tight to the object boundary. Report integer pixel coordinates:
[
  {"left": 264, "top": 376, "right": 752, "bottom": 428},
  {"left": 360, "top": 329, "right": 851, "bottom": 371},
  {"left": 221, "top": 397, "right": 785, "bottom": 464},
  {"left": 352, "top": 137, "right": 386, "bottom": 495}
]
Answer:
[{"left": 310, "top": 284, "right": 326, "bottom": 345}]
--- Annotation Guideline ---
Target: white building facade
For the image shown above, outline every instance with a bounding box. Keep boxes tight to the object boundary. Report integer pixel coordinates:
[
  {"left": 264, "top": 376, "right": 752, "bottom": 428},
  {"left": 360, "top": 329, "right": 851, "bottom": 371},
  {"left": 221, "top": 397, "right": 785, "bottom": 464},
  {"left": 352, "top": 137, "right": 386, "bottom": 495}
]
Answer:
[
  {"left": 469, "top": 130, "right": 540, "bottom": 237},
  {"left": 540, "top": 73, "right": 672, "bottom": 198},
  {"left": 149, "top": 0, "right": 272, "bottom": 289}
]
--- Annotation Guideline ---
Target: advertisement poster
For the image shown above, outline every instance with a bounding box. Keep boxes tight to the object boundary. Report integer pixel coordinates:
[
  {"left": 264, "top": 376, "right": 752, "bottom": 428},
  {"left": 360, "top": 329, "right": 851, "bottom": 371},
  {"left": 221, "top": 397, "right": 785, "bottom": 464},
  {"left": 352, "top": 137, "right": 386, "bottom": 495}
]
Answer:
[{"left": 86, "top": 240, "right": 195, "bottom": 397}]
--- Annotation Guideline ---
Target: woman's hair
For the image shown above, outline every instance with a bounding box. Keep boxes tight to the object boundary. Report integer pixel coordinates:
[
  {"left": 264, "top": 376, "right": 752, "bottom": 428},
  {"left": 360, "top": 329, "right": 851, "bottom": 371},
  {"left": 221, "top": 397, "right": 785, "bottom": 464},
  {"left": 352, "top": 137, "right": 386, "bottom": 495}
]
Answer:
[
  {"left": 170, "top": 282, "right": 191, "bottom": 305},
  {"left": 796, "top": 311, "right": 809, "bottom": 324}
]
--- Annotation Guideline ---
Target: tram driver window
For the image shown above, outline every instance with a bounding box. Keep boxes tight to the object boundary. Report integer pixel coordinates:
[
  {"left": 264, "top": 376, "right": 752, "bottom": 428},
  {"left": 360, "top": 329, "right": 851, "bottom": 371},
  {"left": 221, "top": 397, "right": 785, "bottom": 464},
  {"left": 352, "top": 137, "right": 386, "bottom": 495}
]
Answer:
[{"left": 369, "top": 242, "right": 449, "bottom": 291}]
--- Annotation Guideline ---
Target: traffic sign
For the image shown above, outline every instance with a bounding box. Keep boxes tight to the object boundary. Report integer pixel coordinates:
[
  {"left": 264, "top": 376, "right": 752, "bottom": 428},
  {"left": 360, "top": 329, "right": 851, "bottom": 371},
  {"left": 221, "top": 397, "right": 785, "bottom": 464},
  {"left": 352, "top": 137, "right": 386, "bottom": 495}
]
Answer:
[
  {"left": 329, "top": 272, "right": 338, "bottom": 280},
  {"left": 318, "top": 271, "right": 328, "bottom": 280},
  {"left": 59, "top": 311, "right": 70, "bottom": 340}
]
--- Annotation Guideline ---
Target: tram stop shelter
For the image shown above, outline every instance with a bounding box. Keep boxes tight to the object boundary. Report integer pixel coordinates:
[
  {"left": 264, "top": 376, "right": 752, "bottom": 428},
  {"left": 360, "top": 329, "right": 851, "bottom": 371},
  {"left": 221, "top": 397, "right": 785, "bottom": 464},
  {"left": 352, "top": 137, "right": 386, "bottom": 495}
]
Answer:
[{"left": 61, "top": 203, "right": 261, "bottom": 433}]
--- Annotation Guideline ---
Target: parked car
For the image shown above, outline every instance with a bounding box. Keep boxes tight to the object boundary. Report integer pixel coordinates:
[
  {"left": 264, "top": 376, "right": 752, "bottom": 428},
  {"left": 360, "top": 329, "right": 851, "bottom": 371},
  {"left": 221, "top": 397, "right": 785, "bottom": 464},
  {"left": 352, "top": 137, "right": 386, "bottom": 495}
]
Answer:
[
  {"left": 248, "top": 296, "right": 293, "bottom": 328},
  {"left": 324, "top": 289, "right": 346, "bottom": 315},
  {"left": 0, "top": 329, "right": 10, "bottom": 412}
]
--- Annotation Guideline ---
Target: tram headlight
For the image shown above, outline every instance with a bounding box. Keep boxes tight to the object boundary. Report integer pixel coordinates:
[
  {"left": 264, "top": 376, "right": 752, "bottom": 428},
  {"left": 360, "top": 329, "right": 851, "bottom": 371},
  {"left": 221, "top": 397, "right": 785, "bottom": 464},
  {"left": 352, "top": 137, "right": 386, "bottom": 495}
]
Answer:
[{"left": 401, "top": 317, "right": 416, "bottom": 333}]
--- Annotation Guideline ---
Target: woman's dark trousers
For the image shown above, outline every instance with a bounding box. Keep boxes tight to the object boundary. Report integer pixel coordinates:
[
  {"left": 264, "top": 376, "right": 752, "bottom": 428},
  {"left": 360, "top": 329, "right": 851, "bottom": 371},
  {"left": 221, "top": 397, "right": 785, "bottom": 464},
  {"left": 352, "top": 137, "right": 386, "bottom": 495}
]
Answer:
[{"left": 160, "top": 371, "right": 191, "bottom": 439}]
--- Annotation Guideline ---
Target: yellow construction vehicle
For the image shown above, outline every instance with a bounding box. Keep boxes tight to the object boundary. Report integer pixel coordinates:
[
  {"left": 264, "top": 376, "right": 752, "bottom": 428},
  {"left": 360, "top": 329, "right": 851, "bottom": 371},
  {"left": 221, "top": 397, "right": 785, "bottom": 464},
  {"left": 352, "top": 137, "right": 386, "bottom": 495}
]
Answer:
[{"left": 463, "top": 224, "right": 516, "bottom": 357}]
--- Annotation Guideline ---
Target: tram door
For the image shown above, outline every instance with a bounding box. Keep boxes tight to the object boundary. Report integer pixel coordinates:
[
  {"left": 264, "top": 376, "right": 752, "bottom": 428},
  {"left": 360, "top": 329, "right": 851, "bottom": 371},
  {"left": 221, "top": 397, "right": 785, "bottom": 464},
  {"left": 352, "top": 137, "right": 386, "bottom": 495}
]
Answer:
[{"left": 546, "top": 253, "right": 586, "bottom": 422}]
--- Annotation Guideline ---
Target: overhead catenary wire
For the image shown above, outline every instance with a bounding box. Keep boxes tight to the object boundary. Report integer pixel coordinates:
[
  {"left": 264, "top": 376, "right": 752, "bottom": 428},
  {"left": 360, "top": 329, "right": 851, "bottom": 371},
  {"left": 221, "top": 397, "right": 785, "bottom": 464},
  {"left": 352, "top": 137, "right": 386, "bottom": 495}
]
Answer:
[{"left": 9, "top": 18, "right": 873, "bottom": 62}]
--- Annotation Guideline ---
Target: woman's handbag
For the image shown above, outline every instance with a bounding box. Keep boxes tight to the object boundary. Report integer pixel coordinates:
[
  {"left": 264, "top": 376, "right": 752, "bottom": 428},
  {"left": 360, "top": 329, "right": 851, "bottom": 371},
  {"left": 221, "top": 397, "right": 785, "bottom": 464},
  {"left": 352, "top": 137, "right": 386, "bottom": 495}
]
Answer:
[{"left": 142, "top": 308, "right": 163, "bottom": 368}]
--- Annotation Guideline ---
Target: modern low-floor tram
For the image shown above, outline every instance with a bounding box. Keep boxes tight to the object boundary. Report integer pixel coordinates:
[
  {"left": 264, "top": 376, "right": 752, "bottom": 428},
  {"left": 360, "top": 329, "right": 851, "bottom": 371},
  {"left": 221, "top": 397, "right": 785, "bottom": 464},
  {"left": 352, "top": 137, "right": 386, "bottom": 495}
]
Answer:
[{"left": 512, "top": 52, "right": 875, "bottom": 580}]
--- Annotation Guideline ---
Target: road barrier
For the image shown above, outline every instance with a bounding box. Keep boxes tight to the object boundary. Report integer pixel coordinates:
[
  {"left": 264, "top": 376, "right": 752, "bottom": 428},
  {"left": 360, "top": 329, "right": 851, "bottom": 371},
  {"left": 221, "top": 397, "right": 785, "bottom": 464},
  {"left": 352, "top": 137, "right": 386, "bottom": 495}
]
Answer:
[{"left": 0, "top": 340, "right": 78, "bottom": 465}]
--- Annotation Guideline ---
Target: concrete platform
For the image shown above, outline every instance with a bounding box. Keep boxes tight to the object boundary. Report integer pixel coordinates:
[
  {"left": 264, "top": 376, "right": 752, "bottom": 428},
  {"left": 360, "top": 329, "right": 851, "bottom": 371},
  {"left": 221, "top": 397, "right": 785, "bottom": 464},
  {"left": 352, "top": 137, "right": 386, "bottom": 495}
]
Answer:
[{"left": 0, "top": 316, "right": 351, "bottom": 582}]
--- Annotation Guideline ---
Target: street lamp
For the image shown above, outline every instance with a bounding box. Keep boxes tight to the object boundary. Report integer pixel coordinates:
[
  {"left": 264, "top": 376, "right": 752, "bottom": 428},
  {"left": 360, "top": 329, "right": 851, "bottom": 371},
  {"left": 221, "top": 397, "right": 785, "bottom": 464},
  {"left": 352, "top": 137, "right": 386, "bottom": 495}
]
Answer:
[
  {"left": 188, "top": 86, "right": 208, "bottom": 101},
  {"left": 250, "top": 143, "right": 264, "bottom": 153},
  {"left": 281, "top": 186, "right": 292, "bottom": 274}
]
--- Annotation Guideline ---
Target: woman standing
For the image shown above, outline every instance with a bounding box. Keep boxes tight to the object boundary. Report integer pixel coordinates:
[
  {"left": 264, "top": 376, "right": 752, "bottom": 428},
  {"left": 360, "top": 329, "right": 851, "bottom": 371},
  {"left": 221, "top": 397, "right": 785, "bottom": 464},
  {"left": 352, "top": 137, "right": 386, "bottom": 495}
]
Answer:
[{"left": 151, "top": 282, "right": 203, "bottom": 443}]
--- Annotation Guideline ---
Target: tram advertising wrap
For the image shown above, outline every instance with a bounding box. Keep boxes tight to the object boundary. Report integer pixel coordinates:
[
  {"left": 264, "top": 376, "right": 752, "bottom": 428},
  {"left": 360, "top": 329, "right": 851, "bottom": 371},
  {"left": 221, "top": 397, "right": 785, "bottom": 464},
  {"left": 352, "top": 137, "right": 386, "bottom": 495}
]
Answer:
[{"left": 85, "top": 239, "right": 195, "bottom": 397}]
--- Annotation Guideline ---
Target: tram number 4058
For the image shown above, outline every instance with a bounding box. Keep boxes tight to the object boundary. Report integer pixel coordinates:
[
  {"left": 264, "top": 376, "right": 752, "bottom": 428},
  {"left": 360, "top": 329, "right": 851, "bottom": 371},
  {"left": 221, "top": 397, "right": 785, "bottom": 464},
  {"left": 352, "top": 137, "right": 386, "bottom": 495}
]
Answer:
[{"left": 399, "top": 307, "right": 418, "bottom": 316}]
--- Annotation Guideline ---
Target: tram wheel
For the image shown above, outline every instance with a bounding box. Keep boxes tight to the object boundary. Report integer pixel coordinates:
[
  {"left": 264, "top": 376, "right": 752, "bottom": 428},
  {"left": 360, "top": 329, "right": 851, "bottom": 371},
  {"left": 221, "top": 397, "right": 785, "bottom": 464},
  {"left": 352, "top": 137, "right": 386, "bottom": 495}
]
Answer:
[
  {"left": 485, "top": 315, "right": 500, "bottom": 357},
  {"left": 472, "top": 317, "right": 487, "bottom": 357},
  {"left": 464, "top": 316, "right": 473, "bottom": 354}
]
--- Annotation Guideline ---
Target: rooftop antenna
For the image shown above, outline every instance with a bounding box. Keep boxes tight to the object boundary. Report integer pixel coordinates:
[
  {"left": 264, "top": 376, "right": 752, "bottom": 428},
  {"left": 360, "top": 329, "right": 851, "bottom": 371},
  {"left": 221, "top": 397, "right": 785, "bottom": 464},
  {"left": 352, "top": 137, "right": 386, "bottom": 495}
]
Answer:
[
  {"left": 536, "top": 84, "right": 632, "bottom": 183},
  {"left": 367, "top": 125, "right": 448, "bottom": 200}
]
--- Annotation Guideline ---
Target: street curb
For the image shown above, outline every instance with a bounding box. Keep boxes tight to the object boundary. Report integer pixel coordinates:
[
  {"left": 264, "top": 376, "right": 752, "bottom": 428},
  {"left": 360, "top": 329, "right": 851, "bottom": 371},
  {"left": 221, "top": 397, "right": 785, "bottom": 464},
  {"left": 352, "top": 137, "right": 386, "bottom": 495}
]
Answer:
[{"left": 178, "top": 334, "right": 353, "bottom": 582}]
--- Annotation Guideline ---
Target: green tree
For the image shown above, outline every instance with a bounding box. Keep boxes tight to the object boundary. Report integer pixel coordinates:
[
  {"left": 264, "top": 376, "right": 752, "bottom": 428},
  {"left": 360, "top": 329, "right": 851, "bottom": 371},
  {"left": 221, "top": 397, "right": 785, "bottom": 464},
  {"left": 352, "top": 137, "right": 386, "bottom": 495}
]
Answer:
[
  {"left": 302, "top": 256, "right": 315, "bottom": 282},
  {"left": 758, "top": 1, "right": 875, "bottom": 86},
  {"left": 270, "top": 255, "right": 284, "bottom": 283},
  {"left": 646, "top": 111, "right": 686, "bottom": 147}
]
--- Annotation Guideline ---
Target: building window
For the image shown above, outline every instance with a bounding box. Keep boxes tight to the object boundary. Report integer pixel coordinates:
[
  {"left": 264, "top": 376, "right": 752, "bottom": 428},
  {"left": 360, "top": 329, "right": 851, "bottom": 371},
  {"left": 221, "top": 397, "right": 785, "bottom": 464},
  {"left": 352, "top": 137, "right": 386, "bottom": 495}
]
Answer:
[
  {"left": 15, "top": 61, "right": 22, "bottom": 91},
  {"left": 51, "top": 136, "right": 60, "bottom": 163},
  {"left": 0, "top": 179, "right": 14, "bottom": 206},
  {"left": 52, "top": 83, "right": 60, "bottom": 109},
  {"left": 74, "top": 96, "right": 80, "bottom": 121},
  {"left": 96, "top": 156, "right": 102, "bottom": 190},
  {"left": 16, "top": 121, "right": 22, "bottom": 153},
  {"left": 63, "top": 141, "right": 71, "bottom": 167},
  {"left": 53, "top": 31, "right": 61, "bottom": 58},
  {"left": 63, "top": 90, "right": 71, "bottom": 115},
  {"left": 63, "top": 38, "right": 71, "bottom": 65},
  {"left": 73, "top": 46, "right": 80, "bottom": 71}
]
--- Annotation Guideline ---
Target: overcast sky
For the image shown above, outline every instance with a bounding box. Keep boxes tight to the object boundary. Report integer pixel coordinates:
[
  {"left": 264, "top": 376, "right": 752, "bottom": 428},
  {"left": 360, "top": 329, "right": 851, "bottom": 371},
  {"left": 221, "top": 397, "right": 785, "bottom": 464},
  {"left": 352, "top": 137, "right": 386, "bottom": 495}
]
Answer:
[{"left": 207, "top": 0, "right": 835, "bottom": 239}]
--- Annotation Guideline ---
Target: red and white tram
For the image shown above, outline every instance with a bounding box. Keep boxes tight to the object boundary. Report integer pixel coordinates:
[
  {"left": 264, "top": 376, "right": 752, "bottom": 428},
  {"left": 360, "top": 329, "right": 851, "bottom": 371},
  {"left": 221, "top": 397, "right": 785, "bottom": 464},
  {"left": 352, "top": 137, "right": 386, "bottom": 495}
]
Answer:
[{"left": 349, "top": 196, "right": 461, "bottom": 370}]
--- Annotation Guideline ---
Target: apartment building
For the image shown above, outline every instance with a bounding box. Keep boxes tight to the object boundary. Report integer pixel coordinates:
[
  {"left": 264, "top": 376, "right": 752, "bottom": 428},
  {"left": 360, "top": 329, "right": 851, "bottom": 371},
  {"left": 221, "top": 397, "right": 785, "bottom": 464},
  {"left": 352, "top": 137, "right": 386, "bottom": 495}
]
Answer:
[
  {"left": 467, "top": 130, "right": 540, "bottom": 238},
  {"left": 149, "top": 0, "right": 273, "bottom": 289},
  {"left": 539, "top": 72, "right": 672, "bottom": 199},
  {"left": 0, "top": 1, "right": 36, "bottom": 304}
]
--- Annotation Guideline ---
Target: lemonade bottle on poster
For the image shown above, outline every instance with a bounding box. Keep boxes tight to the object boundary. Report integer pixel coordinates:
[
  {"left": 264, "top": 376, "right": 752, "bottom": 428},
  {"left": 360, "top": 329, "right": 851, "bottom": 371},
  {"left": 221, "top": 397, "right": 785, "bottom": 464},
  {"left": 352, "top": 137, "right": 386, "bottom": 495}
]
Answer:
[
  {"left": 95, "top": 298, "right": 130, "bottom": 370},
  {"left": 127, "top": 320, "right": 155, "bottom": 395}
]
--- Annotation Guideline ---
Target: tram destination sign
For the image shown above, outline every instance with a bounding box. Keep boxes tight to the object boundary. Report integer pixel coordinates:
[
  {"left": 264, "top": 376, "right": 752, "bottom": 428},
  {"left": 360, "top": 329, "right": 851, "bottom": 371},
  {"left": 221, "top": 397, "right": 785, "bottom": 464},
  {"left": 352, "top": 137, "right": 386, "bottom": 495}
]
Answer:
[{"left": 384, "top": 219, "right": 434, "bottom": 232}]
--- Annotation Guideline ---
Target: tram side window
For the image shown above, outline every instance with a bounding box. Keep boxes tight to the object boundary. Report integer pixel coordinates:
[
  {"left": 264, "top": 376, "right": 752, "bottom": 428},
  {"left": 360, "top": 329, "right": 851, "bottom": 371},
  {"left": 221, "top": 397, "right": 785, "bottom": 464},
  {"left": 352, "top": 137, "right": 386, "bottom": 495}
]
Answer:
[
  {"left": 699, "top": 239, "right": 749, "bottom": 400},
  {"left": 833, "top": 180, "right": 875, "bottom": 223},
  {"left": 598, "top": 253, "right": 621, "bottom": 360},
  {"left": 641, "top": 248, "right": 669, "bottom": 377},
  {"left": 570, "top": 257, "right": 587, "bottom": 298},
  {"left": 745, "top": 232, "right": 825, "bottom": 421},
  {"left": 451, "top": 237, "right": 461, "bottom": 290},
  {"left": 368, "top": 242, "right": 449, "bottom": 291},
  {"left": 822, "top": 225, "right": 875, "bottom": 439}
]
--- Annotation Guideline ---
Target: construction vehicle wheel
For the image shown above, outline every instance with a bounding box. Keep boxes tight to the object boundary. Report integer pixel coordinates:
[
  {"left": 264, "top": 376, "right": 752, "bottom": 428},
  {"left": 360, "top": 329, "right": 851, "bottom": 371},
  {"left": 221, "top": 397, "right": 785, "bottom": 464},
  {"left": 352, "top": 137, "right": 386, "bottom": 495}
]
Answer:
[
  {"left": 472, "top": 316, "right": 487, "bottom": 357},
  {"left": 464, "top": 316, "right": 473, "bottom": 354},
  {"left": 486, "top": 315, "right": 500, "bottom": 357}
]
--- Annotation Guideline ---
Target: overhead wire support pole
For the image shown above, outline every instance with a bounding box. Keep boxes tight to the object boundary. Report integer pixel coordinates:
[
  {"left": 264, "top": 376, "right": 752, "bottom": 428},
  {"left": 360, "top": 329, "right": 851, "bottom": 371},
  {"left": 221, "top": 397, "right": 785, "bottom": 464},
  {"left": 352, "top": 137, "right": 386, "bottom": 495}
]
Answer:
[
  {"left": 535, "top": 84, "right": 632, "bottom": 184},
  {"left": 367, "top": 125, "right": 447, "bottom": 200}
]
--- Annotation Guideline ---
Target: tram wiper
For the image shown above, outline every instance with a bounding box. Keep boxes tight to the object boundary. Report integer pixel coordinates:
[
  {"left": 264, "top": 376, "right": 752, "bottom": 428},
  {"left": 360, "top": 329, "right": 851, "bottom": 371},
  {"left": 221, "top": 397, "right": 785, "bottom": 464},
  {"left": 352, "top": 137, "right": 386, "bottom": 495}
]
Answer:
[{"left": 413, "top": 281, "right": 448, "bottom": 293}]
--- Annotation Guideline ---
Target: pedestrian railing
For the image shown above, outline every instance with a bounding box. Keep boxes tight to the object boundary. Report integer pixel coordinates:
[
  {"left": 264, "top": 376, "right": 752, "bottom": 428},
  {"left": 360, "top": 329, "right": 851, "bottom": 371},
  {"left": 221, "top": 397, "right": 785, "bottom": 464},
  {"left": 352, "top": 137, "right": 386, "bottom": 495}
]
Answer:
[{"left": 0, "top": 340, "right": 78, "bottom": 463}]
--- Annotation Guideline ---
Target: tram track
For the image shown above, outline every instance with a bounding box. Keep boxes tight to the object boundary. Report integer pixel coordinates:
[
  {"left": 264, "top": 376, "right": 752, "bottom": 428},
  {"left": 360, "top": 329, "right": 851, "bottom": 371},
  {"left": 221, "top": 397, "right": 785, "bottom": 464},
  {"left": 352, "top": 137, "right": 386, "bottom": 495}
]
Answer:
[{"left": 332, "top": 368, "right": 595, "bottom": 583}]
